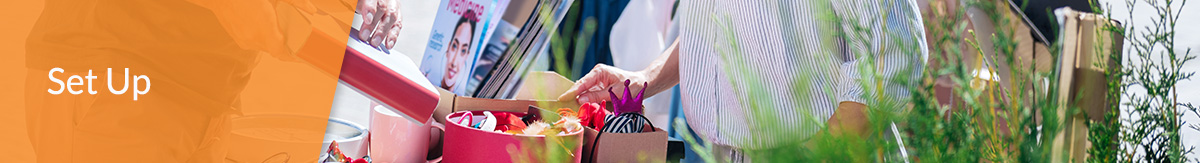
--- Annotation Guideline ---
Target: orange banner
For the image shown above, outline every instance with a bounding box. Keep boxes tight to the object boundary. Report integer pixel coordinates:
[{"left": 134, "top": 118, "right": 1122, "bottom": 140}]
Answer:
[{"left": 0, "top": 0, "right": 355, "bottom": 162}]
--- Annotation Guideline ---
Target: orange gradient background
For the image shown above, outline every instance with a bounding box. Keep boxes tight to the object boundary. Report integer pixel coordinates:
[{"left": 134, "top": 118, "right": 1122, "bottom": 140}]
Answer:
[{"left": 0, "top": 0, "right": 355, "bottom": 162}]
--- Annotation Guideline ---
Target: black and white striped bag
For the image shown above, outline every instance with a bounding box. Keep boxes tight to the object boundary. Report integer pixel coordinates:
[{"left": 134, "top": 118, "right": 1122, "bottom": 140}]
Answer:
[{"left": 599, "top": 112, "right": 649, "bottom": 133}]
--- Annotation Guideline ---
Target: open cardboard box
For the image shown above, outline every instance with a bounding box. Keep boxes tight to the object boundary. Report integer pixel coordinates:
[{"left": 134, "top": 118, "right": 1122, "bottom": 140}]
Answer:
[{"left": 433, "top": 71, "right": 667, "bottom": 163}]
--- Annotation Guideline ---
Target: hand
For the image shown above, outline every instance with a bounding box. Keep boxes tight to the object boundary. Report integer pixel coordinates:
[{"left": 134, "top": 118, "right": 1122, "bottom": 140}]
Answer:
[
  {"left": 827, "top": 101, "right": 869, "bottom": 136},
  {"left": 356, "top": 0, "right": 401, "bottom": 50},
  {"left": 558, "top": 64, "right": 648, "bottom": 105}
]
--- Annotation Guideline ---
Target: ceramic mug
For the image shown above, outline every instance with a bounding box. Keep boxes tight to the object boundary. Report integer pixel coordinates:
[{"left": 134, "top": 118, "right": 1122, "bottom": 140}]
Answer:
[
  {"left": 322, "top": 118, "right": 368, "bottom": 159},
  {"left": 369, "top": 105, "right": 443, "bottom": 163}
]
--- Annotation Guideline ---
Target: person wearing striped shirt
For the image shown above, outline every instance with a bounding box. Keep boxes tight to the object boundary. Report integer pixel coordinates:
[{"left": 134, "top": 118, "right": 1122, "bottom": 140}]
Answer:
[{"left": 559, "top": 0, "right": 927, "bottom": 162}]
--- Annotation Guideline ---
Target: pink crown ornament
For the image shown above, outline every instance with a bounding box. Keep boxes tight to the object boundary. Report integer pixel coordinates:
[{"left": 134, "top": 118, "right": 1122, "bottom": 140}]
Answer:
[{"left": 609, "top": 79, "right": 646, "bottom": 114}]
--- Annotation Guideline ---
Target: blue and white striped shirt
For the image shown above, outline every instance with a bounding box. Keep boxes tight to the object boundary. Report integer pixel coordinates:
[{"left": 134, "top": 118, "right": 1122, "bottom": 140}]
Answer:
[{"left": 677, "top": 0, "right": 927, "bottom": 150}]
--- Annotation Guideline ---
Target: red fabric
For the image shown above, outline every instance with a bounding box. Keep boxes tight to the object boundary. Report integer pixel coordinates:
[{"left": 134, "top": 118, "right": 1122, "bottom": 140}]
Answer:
[
  {"left": 492, "top": 112, "right": 526, "bottom": 132},
  {"left": 578, "top": 101, "right": 611, "bottom": 130}
]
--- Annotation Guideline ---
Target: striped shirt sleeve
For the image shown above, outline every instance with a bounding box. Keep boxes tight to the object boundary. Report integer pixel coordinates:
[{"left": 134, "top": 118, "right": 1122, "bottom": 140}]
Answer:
[{"left": 832, "top": 0, "right": 928, "bottom": 111}]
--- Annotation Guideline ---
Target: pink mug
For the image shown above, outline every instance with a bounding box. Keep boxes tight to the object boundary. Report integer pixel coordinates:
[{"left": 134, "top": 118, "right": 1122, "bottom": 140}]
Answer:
[{"left": 369, "top": 105, "right": 444, "bottom": 163}]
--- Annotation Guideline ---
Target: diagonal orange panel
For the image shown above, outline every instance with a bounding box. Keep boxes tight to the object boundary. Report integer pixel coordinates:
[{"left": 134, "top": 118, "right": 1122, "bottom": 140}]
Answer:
[{"left": 0, "top": 0, "right": 355, "bottom": 162}]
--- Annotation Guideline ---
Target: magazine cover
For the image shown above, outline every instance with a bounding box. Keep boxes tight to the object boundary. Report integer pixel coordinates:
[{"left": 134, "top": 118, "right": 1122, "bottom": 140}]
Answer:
[
  {"left": 420, "top": 0, "right": 495, "bottom": 95},
  {"left": 466, "top": 20, "right": 519, "bottom": 95}
]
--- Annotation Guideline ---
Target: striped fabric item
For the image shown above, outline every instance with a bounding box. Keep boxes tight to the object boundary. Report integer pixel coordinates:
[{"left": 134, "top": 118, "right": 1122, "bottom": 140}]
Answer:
[
  {"left": 676, "top": 0, "right": 927, "bottom": 150},
  {"left": 599, "top": 113, "right": 648, "bottom": 133}
]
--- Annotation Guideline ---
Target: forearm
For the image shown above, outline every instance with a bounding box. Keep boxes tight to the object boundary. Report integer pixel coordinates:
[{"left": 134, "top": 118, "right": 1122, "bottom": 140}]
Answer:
[{"left": 637, "top": 39, "right": 681, "bottom": 97}]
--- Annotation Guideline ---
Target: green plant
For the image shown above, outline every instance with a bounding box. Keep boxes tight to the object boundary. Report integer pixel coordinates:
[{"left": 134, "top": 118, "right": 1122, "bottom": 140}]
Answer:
[
  {"left": 905, "top": 0, "right": 1066, "bottom": 162},
  {"left": 1086, "top": 0, "right": 1199, "bottom": 162},
  {"left": 517, "top": 0, "right": 1197, "bottom": 162},
  {"left": 678, "top": 0, "right": 1141, "bottom": 162},
  {"left": 1086, "top": 1, "right": 1125, "bottom": 162}
]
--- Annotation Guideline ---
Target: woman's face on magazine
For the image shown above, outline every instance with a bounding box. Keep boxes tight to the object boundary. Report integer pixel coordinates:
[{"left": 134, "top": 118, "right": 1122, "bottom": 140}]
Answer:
[{"left": 443, "top": 21, "right": 473, "bottom": 89}]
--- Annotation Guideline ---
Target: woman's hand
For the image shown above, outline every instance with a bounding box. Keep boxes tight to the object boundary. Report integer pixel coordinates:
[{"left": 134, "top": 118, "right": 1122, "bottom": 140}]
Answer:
[
  {"left": 561, "top": 40, "right": 681, "bottom": 105},
  {"left": 558, "top": 64, "right": 648, "bottom": 105},
  {"left": 356, "top": 0, "right": 401, "bottom": 50}
]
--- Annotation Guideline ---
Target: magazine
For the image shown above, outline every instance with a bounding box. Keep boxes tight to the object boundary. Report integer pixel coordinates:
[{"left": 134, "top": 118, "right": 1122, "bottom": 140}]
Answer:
[
  {"left": 474, "top": 0, "right": 574, "bottom": 98},
  {"left": 466, "top": 20, "right": 519, "bottom": 94},
  {"left": 419, "top": 0, "right": 574, "bottom": 98},
  {"left": 419, "top": 0, "right": 497, "bottom": 95}
]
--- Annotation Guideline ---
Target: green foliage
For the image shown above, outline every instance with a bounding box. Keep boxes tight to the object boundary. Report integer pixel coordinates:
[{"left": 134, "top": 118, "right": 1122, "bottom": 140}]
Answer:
[
  {"left": 516, "top": 0, "right": 1197, "bottom": 162},
  {"left": 1086, "top": 1, "right": 1125, "bottom": 162},
  {"left": 906, "top": 0, "right": 1064, "bottom": 162},
  {"left": 679, "top": 0, "right": 1179, "bottom": 162},
  {"left": 1086, "top": 0, "right": 1199, "bottom": 162}
]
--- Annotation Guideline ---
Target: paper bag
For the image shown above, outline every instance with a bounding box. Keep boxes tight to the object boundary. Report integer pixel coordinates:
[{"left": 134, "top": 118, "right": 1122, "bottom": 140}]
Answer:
[{"left": 581, "top": 124, "right": 668, "bottom": 163}]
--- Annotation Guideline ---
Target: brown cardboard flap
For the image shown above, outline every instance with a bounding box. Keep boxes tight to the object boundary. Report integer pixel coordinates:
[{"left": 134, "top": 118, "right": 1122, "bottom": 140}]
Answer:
[
  {"left": 582, "top": 125, "right": 669, "bottom": 163},
  {"left": 514, "top": 71, "right": 577, "bottom": 101},
  {"left": 1051, "top": 7, "right": 1124, "bottom": 162},
  {"left": 433, "top": 72, "right": 581, "bottom": 123},
  {"left": 453, "top": 97, "right": 579, "bottom": 115},
  {"left": 453, "top": 71, "right": 581, "bottom": 113}
]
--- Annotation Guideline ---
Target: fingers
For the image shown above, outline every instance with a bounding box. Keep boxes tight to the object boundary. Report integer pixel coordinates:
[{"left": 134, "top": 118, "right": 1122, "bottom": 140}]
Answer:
[
  {"left": 558, "top": 65, "right": 609, "bottom": 102},
  {"left": 358, "top": 15, "right": 377, "bottom": 41},
  {"left": 388, "top": 5, "right": 402, "bottom": 49},
  {"left": 369, "top": 22, "right": 388, "bottom": 48},
  {"left": 367, "top": 2, "right": 389, "bottom": 47},
  {"left": 559, "top": 64, "right": 635, "bottom": 104},
  {"left": 384, "top": 25, "right": 399, "bottom": 50},
  {"left": 374, "top": 9, "right": 399, "bottom": 49},
  {"left": 364, "top": 0, "right": 400, "bottom": 50},
  {"left": 357, "top": 0, "right": 378, "bottom": 40},
  {"left": 358, "top": 1, "right": 385, "bottom": 43},
  {"left": 373, "top": 0, "right": 389, "bottom": 22},
  {"left": 578, "top": 77, "right": 647, "bottom": 104},
  {"left": 356, "top": 0, "right": 376, "bottom": 18},
  {"left": 577, "top": 85, "right": 615, "bottom": 104}
]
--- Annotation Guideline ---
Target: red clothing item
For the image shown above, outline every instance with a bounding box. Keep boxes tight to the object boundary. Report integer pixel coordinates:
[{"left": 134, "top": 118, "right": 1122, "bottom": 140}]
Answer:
[
  {"left": 578, "top": 101, "right": 611, "bottom": 130},
  {"left": 492, "top": 112, "right": 527, "bottom": 133}
]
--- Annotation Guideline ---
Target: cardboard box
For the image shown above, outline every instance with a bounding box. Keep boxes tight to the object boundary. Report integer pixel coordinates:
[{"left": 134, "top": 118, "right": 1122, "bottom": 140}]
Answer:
[
  {"left": 1050, "top": 7, "right": 1123, "bottom": 162},
  {"left": 581, "top": 124, "right": 668, "bottom": 163},
  {"left": 432, "top": 72, "right": 581, "bottom": 123},
  {"left": 519, "top": 72, "right": 668, "bottom": 162}
]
